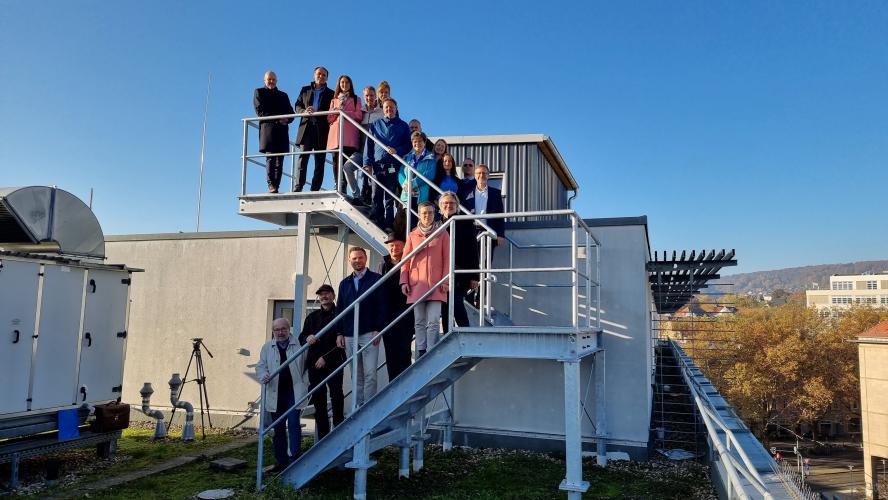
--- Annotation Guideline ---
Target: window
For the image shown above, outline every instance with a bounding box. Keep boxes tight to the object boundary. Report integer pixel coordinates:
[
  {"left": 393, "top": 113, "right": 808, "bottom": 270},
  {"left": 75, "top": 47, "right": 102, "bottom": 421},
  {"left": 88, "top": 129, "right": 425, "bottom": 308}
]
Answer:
[
  {"left": 857, "top": 297, "right": 877, "bottom": 305},
  {"left": 832, "top": 296, "right": 852, "bottom": 304},
  {"left": 881, "top": 296, "right": 888, "bottom": 305},
  {"left": 867, "top": 280, "right": 878, "bottom": 290},
  {"left": 832, "top": 281, "right": 852, "bottom": 291}
]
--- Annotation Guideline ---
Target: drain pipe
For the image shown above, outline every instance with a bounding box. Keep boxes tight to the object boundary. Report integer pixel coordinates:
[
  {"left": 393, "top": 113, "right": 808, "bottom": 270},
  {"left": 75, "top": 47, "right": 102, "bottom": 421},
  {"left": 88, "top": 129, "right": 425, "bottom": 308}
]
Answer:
[
  {"left": 139, "top": 383, "right": 167, "bottom": 440},
  {"left": 168, "top": 373, "right": 195, "bottom": 441},
  {"left": 567, "top": 188, "right": 578, "bottom": 209}
]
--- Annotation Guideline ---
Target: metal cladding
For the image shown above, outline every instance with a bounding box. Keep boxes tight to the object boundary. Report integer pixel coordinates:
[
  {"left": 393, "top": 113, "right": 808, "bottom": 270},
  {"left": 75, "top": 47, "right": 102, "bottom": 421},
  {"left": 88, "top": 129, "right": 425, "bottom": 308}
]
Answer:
[
  {"left": 0, "top": 186, "right": 105, "bottom": 259},
  {"left": 442, "top": 136, "right": 574, "bottom": 217}
]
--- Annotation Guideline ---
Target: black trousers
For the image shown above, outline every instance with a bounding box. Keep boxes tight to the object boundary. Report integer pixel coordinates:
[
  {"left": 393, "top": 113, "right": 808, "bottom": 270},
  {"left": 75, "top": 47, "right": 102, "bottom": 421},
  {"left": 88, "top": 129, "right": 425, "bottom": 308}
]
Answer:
[
  {"left": 266, "top": 155, "right": 284, "bottom": 190},
  {"left": 441, "top": 284, "right": 471, "bottom": 332},
  {"left": 307, "top": 364, "right": 344, "bottom": 439},
  {"left": 297, "top": 125, "right": 328, "bottom": 191},
  {"left": 384, "top": 312, "right": 414, "bottom": 382}
]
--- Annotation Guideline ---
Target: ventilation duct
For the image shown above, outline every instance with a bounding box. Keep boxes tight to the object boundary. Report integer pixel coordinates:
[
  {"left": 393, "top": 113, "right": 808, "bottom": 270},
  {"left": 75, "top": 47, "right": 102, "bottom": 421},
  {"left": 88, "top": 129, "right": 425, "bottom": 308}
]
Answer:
[{"left": 0, "top": 186, "right": 105, "bottom": 259}]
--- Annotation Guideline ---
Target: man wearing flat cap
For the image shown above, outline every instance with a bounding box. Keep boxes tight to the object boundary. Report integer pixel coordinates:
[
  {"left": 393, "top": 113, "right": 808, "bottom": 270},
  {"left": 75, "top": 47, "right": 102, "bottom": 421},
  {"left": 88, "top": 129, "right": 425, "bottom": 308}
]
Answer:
[
  {"left": 297, "top": 284, "right": 345, "bottom": 440},
  {"left": 375, "top": 232, "right": 413, "bottom": 381}
]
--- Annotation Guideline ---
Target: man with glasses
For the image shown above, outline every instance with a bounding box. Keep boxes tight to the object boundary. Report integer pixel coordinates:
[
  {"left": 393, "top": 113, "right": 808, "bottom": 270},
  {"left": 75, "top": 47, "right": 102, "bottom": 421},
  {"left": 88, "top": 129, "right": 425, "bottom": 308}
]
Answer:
[
  {"left": 298, "top": 284, "right": 345, "bottom": 440},
  {"left": 257, "top": 318, "right": 308, "bottom": 472},
  {"left": 365, "top": 99, "right": 411, "bottom": 231},
  {"left": 461, "top": 158, "right": 476, "bottom": 188},
  {"left": 438, "top": 192, "right": 479, "bottom": 329}
]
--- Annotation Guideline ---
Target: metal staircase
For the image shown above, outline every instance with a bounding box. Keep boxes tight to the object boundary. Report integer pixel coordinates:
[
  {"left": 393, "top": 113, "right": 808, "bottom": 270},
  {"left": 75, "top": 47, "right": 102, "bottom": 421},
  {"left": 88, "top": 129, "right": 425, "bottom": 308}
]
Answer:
[{"left": 240, "top": 109, "right": 605, "bottom": 499}]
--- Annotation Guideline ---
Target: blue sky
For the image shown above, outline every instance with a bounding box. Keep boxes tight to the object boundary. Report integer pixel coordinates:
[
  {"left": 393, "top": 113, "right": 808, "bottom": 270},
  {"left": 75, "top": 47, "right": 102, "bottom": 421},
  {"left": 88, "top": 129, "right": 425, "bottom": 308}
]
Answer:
[{"left": 1, "top": 1, "right": 886, "bottom": 274}]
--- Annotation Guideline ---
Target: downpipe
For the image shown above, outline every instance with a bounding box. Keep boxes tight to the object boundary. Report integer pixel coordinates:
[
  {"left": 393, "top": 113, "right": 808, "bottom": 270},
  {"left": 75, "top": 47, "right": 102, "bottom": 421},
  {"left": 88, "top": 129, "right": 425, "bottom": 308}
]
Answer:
[
  {"left": 168, "top": 373, "right": 195, "bottom": 441},
  {"left": 139, "top": 382, "right": 167, "bottom": 440}
]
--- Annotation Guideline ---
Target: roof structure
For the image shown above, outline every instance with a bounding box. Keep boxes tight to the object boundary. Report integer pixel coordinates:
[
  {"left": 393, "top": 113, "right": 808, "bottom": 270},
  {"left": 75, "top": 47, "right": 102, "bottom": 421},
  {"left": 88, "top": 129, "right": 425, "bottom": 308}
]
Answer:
[
  {"left": 860, "top": 321, "right": 888, "bottom": 339},
  {"left": 647, "top": 249, "right": 737, "bottom": 314},
  {"left": 436, "top": 134, "right": 579, "bottom": 190}
]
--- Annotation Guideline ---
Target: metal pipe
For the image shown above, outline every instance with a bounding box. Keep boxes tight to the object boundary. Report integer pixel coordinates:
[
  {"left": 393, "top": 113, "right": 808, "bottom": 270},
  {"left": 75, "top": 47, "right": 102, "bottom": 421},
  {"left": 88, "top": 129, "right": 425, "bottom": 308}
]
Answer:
[
  {"left": 241, "top": 121, "right": 248, "bottom": 196},
  {"left": 337, "top": 116, "right": 344, "bottom": 193},
  {"left": 406, "top": 167, "right": 412, "bottom": 232},
  {"left": 571, "top": 216, "right": 578, "bottom": 330},
  {"left": 139, "top": 382, "right": 167, "bottom": 440},
  {"left": 256, "top": 380, "right": 267, "bottom": 490},
  {"left": 168, "top": 373, "right": 195, "bottom": 441},
  {"left": 351, "top": 302, "right": 360, "bottom": 412}
]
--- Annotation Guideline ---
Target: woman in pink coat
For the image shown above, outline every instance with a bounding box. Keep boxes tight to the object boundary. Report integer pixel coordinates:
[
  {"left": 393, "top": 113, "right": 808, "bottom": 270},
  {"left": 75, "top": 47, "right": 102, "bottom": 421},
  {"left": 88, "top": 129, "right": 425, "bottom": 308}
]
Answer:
[
  {"left": 400, "top": 202, "right": 450, "bottom": 357},
  {"left": 327, "top": 74, "right": 364, "bottom": 198}
]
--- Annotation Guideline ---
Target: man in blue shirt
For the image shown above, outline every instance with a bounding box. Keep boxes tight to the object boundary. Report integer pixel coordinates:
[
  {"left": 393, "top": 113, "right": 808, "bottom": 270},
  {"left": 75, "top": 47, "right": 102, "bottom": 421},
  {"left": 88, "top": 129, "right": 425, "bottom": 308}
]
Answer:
[
  {"left": 335, "top": 247, "right": 387, "bottom": 406},
  {"left": 364, "top": 98, "right": 412, "bottom": 231},
  {"left": 294, "top": 67, "right": 334, "bottom": 191}
]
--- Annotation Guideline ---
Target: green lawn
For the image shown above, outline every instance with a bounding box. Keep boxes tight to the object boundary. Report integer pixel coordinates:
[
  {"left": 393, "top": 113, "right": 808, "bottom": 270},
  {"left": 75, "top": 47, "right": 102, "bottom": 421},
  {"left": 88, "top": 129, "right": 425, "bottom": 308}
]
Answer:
[{"left": 10, "top": 428, "right": 715, "bottom": 499}]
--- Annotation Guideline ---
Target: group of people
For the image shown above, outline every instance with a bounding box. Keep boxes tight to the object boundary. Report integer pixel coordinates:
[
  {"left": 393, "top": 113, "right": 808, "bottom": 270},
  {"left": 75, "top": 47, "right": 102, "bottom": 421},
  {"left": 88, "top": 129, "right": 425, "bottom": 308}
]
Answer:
[
  {"left": 253, "top": 67, "right": 501, "bottom": 236},
  {"left": 254, "top": 67, "right": 508, "bottom": 472}
]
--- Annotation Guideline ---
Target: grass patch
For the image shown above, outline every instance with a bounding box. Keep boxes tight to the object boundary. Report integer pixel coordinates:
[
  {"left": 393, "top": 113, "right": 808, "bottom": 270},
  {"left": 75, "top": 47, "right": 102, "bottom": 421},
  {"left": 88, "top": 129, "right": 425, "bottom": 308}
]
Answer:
[{"left": 74, "top": 440, "right": 716, "bottom": 499}]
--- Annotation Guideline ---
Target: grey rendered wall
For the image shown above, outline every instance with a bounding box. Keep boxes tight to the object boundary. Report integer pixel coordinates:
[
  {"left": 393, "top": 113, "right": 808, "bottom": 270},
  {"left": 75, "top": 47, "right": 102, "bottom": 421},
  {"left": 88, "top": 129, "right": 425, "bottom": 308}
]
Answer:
[
  {"left": 105, "top": 231, "right": 358, "bottom": 417},
  {"left": 451, "top": 223, "right": 653, "bottom": 451}
]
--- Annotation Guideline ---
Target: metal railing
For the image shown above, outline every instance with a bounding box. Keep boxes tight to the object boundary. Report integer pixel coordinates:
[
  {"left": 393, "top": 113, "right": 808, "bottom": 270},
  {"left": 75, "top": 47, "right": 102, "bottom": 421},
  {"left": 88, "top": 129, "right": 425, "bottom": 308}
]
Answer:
[
  {"left": 241, "top": 110, "right": 498, "bottom": 240},
  {"left": 671, "top": 340, "right": 803, "bottom": 500},
  {"left": 252, "top": 209, "right": 599, "bottom": 490}
]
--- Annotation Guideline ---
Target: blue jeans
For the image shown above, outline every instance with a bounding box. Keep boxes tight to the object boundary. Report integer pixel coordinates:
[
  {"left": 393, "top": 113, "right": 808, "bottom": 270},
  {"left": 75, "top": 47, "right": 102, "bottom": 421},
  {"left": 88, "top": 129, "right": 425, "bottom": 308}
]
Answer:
[{"left": 270, "top": 389, "right": 302, "bottom": 466}]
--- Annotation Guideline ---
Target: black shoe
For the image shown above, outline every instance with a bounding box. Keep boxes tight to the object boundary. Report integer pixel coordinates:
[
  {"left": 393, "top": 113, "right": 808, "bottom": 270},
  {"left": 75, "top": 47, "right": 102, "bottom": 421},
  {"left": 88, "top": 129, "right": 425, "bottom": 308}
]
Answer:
[{"left": 269, "top": 463, "right": 288, "bottom": 474}]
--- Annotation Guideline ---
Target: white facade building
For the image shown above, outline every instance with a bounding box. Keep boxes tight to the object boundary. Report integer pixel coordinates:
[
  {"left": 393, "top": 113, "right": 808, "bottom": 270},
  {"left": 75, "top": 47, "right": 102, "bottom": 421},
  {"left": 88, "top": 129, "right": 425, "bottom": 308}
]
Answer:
[{"left": 806, "top": 273, "right": 888, "bottom": 314}]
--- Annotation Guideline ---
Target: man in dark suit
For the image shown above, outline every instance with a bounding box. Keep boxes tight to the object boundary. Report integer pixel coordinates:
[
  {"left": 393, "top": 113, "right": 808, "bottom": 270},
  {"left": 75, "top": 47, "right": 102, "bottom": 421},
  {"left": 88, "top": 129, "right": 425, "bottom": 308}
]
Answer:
[
  {"left": 458, "top": 163, "right": 505, "bottom": 248},
  {"left": 375, "top": 232, "right": 413, "bottom": 381},
  {"left": 335, "top": 247, "right": 387, "bottom": 406},
  {"left": 438, "top": 192, "right": 479, "bottom": 329},
  {"left": 253, "top": 71, "right": 294, "bottom": 193},
  {"left": 294, "top": 66, "right": 334, "bottom": 192}
]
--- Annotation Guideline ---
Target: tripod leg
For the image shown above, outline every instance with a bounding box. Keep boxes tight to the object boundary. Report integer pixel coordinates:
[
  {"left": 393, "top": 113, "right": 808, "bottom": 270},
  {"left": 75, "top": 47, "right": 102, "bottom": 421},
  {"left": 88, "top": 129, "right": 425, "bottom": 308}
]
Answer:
[{"left": 195, "top": 352, "right": 207, "bottom": 440}]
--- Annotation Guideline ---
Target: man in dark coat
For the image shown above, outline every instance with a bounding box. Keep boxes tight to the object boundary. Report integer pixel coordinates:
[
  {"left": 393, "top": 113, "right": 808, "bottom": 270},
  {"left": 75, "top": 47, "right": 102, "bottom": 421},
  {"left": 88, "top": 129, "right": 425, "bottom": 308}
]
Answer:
[
  {"left": 298, "top": 284, "right": 345, "bottom": 440},
  {"left": 294, "top": 66, "right": 334, "bottom": 192},
  {"left": 375, "top": 232, "right": 413, "bottom": 381},
  {"left": 253, "top": 71, "right": 294, "bottom": 193},
  {"left": 438, "top": 192, "right": 480, "bottom": 329}
]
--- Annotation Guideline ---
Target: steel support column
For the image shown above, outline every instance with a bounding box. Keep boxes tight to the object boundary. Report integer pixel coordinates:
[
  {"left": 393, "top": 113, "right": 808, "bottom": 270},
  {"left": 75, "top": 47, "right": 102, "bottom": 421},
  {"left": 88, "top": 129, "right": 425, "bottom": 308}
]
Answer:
[
  {"left": 595, "top": 346, "right": 607, "bottom": 466},
  {"left": 293, "top": 212, "right": 311, "bottom": 333},
  {"left": 345, "top": 434, "right": 376, "bottom": 500},
  {"left": 560, "top": 359, "right": 590, "bottom": 498}
]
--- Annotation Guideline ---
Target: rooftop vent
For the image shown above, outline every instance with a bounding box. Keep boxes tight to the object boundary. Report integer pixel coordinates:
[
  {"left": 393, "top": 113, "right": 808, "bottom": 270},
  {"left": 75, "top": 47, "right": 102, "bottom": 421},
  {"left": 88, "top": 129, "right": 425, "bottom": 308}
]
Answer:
[{"left": 0, "top": 186, "right": 105, "bottom": 259}]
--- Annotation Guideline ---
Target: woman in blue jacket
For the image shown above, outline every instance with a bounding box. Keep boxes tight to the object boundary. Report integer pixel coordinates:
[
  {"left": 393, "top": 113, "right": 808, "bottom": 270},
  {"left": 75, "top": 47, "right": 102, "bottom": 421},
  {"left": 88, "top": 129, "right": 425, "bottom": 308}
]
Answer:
[{"left": 399, "top": 131, "right": 438, "bottom": 205}]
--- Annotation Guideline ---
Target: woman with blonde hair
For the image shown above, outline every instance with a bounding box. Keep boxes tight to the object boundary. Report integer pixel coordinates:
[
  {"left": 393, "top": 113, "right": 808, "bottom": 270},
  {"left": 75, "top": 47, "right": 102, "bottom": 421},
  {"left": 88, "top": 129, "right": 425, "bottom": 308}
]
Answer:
[{"left": 327, "top": 74, "right": 364, "bottom": 199}]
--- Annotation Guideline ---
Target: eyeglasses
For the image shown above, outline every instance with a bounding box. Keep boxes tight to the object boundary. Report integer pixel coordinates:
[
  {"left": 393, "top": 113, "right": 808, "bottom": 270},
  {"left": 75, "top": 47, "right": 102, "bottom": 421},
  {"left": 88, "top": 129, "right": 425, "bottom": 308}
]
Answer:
[
  {"left": 273, "top": 328, "right": 289, "bottom": 333},
  {"left": 463, "top": 164, "right": 474, "bottom": 168}
]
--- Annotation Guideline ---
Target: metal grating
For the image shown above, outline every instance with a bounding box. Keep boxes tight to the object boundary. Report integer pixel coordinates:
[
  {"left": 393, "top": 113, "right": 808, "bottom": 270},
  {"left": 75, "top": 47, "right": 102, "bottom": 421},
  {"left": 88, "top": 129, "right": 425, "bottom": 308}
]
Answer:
[{"left": 647, "top": 249, "right": 737, "bottom": 314}]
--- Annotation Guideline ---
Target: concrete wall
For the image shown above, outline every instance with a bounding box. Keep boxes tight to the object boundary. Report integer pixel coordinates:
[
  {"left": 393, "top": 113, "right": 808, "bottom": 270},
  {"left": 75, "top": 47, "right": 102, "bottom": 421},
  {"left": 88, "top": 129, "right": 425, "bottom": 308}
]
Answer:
[
  {"left": 860, "top": 341, "right": 888, "bottom": 498},
  {"left": 451, "top": 220, "right": 653, "bottom": 453},
  {"left": 105, "top": 229, "right": 369, "bottom": 420}
]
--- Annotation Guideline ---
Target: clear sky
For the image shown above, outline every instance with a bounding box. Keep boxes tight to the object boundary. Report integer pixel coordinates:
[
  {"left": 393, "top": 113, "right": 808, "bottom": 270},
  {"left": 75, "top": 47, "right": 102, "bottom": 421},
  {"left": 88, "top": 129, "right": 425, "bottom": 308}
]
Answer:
[{"left": 1, "top": 1, "right": 885, "bottom": 274}]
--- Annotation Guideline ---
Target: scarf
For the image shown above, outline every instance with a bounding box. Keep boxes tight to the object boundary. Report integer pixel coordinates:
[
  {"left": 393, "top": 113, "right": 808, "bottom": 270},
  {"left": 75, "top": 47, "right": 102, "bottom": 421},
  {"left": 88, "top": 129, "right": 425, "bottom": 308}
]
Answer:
[{"left": 418, "top": 220, "right": 438, "bottom": 236}]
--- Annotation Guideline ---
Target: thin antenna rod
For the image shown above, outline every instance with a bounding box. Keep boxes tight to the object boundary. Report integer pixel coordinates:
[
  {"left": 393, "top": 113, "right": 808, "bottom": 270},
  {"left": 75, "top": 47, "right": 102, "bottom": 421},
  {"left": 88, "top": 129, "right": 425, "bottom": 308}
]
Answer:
[
  {"left": 196, "top": 73, "right": 211, "bottom": 232},
  {"left": 88, "top": 188, "right": 94, "bottom": 209}
]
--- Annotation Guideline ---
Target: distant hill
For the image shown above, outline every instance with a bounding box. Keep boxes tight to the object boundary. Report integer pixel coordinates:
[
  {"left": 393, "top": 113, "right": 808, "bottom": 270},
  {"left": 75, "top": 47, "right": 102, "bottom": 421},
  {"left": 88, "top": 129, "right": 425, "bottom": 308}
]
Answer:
[{"left": 717, "top": 260, "right": 888, "bottom": 295}]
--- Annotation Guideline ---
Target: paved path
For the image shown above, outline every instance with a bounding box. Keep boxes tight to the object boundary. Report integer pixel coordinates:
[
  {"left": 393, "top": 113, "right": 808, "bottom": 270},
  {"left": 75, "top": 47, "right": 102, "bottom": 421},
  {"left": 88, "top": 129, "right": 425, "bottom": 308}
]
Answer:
[
  {"left": 44, "top": 436, "right": 255, "bottom": 499},
  {"left": 771, "top": 441, "right": 865, "bottom": 499}
]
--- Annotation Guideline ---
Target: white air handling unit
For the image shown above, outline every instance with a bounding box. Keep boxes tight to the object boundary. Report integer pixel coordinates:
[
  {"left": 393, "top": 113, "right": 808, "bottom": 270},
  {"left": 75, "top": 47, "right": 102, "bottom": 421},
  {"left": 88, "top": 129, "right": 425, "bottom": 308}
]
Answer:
[{"left": 0, "top": 186, "right": 135, "bottom": 424}]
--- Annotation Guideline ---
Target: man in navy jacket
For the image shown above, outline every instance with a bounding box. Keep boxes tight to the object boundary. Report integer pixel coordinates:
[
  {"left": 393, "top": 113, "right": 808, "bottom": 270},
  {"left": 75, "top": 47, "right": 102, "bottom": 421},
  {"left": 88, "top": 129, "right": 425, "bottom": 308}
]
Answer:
[
  {"left": 335, "top": 247, "right": 387, "bottom": 406},
  {"left": 364, "top": 98, "right": 412, "bottom": 231},
  {"left": 458, "top": 164, "right": 506, "bottom": 248}
]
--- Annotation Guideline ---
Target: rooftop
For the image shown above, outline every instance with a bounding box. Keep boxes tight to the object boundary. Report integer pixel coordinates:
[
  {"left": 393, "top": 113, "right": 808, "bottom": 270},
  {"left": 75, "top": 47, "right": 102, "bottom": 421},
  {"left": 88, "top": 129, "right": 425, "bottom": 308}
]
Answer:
[{"left": 859, "top": 320, "right": 888, "bottom": 339}]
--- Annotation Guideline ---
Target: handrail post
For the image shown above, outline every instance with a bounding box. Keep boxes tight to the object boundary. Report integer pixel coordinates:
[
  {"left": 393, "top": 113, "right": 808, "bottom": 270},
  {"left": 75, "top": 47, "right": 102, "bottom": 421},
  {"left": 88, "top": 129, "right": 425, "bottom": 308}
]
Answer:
[
  {"left": 596, "top": 244, "right": 601, "bottom": 331},
  {"left": 290, "top": 143, "right": 297, "bottom": 192},
  {"left": 351, "top": 303, "right": 360, "bottom": 412},
  {"left": 241, "top": 120, "right": 248, "bottom": 196},
  {"left": 448, "top": 218, "right": 456, "bottom": 333},
  {"left": 571, "top": 216, "right": 578, "bottom": 330},
  {"left": 477, "top": 235, "right": 485, "bottom": 326},
  {"left": 485, "top": 234, "right": 493, "bottom": 321},
  {"left": 406, "top": 167, "right": 413, "bottom": 232},
  {"left": 338, "top": 110, "right": 344, "bottom": 194},
  {"left": 508, "top": 242, "right": 514, "bottom": 319},
  {"left": 585, "top": 232, "right": 592, "bottom": 330},
  {"left": 255, "top": 383, "right": 267, "bottom": 490}
]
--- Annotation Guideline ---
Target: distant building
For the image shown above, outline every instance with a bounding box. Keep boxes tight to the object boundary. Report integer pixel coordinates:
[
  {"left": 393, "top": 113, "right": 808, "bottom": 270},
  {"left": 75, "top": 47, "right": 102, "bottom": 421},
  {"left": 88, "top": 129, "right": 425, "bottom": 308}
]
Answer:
[
  {"left": 855, "top": 321, "right": 888, "bottom": 499},
  {"left": 805, "top": 272, "right": 888, "bottom": 315}
]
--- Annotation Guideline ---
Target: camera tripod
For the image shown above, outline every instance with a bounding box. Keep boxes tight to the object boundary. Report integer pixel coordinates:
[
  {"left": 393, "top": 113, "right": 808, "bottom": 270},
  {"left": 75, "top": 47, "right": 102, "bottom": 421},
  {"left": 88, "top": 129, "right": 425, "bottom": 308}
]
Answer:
[{"left": 168, "top": 338, "right": 214, "bottom": 439}]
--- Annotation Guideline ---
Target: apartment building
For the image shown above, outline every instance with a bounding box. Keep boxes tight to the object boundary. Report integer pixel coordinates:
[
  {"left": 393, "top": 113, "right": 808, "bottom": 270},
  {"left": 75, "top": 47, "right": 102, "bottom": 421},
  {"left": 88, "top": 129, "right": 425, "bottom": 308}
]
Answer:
[{"left": 806, "top": 272, "right": 888, "bottom": 314}]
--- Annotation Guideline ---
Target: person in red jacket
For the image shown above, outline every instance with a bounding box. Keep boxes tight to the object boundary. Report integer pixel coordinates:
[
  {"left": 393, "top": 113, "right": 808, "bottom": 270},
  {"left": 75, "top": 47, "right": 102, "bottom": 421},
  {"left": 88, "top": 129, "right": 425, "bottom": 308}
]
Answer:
[{"left": 400, "top": 202, "right": 450, "bottom": 357}]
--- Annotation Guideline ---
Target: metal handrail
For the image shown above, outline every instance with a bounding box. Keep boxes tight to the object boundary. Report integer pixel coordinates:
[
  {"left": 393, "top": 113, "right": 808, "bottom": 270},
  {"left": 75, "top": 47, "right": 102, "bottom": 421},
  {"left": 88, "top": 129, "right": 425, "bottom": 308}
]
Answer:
[
  {"left": 671, "top": 340, "right": 781, "bottom": 499},
  {"left": 255, "top": 216, "right": 459, "bottom": 489}
]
